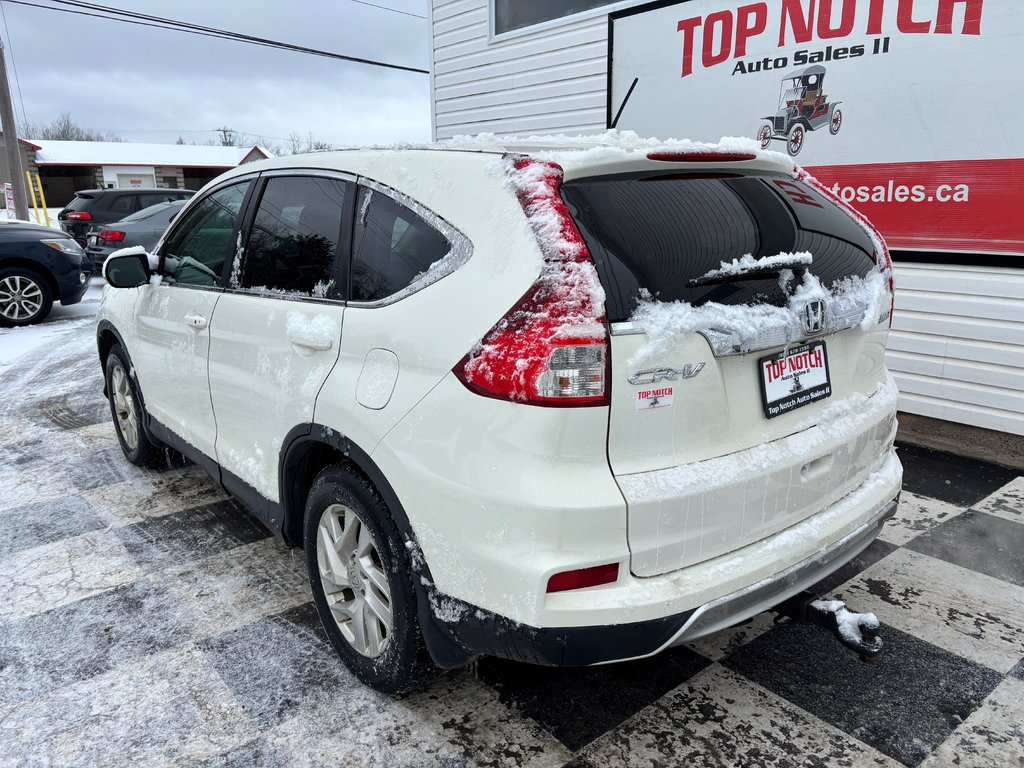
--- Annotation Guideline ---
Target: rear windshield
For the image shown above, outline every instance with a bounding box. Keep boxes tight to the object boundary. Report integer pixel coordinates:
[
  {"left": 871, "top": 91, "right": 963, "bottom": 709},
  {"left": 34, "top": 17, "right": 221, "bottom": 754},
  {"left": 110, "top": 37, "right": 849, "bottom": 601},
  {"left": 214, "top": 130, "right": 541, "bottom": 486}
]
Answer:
[
  {"left": 64, "top": 194, "right": 94, "bottom": 212},
  {"left": 561, "top": 171, "right": 876, "bottom": 322}
]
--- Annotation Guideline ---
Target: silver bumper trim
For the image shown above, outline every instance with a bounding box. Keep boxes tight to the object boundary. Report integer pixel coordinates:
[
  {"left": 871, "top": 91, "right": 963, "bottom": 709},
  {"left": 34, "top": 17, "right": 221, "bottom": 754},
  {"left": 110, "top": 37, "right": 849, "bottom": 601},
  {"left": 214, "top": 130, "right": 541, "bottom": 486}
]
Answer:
[{"left": 602, "top": 496, "right": 898, "bottom": 663}]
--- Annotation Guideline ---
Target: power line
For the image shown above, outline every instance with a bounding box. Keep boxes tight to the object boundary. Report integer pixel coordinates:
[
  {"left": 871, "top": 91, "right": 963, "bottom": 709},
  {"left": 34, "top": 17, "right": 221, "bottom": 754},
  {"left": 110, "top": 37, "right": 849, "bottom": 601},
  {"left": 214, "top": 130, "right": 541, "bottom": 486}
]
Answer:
[
  {"left": 347, "top": 0, "right": 426, "bottom": 19},
  {"left": 4, "top": 0, "right": 429, "bottom": 74},
  {"left": 0, "top": 0, "right": 27, "bottom": 125}
]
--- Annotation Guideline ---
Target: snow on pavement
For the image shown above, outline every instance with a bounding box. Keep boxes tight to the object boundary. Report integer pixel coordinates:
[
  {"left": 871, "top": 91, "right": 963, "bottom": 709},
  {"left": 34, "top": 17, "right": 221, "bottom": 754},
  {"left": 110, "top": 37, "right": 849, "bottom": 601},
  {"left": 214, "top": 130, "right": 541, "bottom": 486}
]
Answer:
[
  {"left": 0, "top": 278, "right": 102, "bottom": 373},
  {"left": 0, "top": 316, "right": 1021, "bottom": 766}
]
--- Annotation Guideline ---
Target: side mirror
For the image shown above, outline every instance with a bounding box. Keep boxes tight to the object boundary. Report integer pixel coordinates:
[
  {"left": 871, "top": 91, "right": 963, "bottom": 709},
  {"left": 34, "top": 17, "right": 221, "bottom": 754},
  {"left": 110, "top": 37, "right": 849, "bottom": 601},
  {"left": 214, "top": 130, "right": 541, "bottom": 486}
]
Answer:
[{"left": 104, "top": 250, "right": 151, "bottom": 288}]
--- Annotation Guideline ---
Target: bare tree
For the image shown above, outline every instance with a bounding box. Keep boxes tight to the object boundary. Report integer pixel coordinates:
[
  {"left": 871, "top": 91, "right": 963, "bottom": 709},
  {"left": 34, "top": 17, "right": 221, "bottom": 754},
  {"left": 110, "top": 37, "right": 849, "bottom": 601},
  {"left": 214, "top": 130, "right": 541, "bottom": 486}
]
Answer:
[
  {"left": 21, "top": 112, "right": 122, "bottom": 141},
  {"left": 282, "top": 131, "right": 333, "bottom": 154}
]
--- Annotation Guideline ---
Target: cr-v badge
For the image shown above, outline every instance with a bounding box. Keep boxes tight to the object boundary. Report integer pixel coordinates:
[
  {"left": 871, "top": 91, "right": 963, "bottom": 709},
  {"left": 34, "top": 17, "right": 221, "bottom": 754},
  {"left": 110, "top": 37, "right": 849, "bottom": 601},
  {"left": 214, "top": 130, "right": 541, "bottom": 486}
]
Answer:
[{"left": 628, "top": 363, "right": 705, "bottom": 385}]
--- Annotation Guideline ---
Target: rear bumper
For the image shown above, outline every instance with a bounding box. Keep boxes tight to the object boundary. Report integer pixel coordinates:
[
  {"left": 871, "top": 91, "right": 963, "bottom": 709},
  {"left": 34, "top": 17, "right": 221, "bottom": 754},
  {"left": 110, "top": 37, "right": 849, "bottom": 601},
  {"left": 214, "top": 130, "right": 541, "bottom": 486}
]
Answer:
[{"left": 425, "top": 491, "right": 898, "bottom": 667}]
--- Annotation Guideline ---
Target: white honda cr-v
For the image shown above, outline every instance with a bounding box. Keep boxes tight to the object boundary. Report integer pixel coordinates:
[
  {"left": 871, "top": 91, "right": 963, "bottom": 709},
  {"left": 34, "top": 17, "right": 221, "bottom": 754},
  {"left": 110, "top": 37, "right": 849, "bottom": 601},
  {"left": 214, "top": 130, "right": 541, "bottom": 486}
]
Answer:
[{"left": 97, "top": 136, "right": 902, "bottom": 693}]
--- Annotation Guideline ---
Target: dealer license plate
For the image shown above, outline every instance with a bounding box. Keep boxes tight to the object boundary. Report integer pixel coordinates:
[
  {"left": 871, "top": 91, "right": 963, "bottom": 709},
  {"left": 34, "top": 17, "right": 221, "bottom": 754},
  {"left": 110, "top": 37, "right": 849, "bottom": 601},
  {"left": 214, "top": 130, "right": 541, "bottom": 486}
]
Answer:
[{"left": 758, "top": 340, "right": 831, "bottom": 419}]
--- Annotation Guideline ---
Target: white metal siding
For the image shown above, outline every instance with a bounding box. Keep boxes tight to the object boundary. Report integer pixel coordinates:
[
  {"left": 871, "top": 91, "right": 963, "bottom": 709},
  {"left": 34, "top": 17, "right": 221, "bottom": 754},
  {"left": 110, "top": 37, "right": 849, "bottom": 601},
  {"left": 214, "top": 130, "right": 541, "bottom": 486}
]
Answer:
[
  {"left": 430, "top": 1, "right": 1024, "bottom": 437},
  {"left": 432, "top": 0, "right": 608, "bottom": 138},
  {"left": 889, "top": 264, "right": 1024, "bottom": 436}
]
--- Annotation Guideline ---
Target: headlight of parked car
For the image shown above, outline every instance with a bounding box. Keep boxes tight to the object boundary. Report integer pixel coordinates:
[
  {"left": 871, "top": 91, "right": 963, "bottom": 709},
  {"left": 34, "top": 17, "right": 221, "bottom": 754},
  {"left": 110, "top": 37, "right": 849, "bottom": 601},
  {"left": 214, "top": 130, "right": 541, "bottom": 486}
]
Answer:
[{"left": 41, "top": 238, "right": 86, "bottom": 256}]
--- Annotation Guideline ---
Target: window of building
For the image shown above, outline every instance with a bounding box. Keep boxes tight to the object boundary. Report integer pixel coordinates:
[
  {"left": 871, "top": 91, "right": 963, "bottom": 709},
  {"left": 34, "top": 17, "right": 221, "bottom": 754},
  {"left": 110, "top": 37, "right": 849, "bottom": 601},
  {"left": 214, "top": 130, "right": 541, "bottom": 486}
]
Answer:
[{"left": 493, "top": 0, "right": 621, "bottom": 35}]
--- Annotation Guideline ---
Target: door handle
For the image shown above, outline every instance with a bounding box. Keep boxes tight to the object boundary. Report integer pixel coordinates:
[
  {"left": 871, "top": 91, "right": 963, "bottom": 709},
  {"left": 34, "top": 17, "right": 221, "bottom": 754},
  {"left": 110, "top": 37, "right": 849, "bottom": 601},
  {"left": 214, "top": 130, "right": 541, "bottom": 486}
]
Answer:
[
  {"left": 184, "top": 312, "right": 208, "bottom": 330},
  {"left": 288, "top": 331, "right": 333, "bottom": 352}
]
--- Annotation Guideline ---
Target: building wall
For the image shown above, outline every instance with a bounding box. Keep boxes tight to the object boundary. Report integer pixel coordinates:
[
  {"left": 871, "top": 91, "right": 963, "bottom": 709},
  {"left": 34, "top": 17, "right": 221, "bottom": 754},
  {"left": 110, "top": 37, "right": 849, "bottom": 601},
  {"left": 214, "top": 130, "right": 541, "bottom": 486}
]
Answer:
[
  {"left": 433, "top": 0, "right": 608, "bottom": 138},
  {"left": 430, "top": 0, "right": 1024, "bottom": 437},
  {"left": 156, "top": 166, "right": 185, "bottom": 189},
  {"left": 888, "top": 263, "right": 1024, "bottom": 436},
  {"left": 101, "top": 165, "right": 156, "bottom": 188}
]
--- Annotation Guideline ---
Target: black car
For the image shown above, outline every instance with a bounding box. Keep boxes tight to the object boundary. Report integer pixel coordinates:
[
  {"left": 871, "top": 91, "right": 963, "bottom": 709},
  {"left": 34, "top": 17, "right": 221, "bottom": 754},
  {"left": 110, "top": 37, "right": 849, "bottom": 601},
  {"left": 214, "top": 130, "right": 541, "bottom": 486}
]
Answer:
[
  {"left": 0, "top": 222, "right": 92, "bottom": 326},
  {"left": 58, "top": 188, "right": 194, "bottom": 245}
]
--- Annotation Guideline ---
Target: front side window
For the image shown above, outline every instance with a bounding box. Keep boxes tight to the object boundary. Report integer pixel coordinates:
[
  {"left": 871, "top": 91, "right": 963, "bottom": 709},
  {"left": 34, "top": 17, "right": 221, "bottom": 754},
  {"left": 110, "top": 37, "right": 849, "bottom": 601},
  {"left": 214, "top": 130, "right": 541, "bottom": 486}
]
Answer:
[
  {"left": 163, "top": 181, "right": 252, "bottom": 287},
  {"left": 350, "top": 187, "right": 451, "bottom": 302},
  {"left": 239, "top": 176, "right": 347, "bottom": 296}
]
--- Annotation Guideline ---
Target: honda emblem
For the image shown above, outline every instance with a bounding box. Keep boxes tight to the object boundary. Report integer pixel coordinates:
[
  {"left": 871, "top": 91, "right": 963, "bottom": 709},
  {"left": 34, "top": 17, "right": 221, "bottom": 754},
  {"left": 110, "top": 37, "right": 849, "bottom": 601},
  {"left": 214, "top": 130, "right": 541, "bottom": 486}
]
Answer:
[{"left": 803, "top": 300, "right": 826, "bottom": 335}]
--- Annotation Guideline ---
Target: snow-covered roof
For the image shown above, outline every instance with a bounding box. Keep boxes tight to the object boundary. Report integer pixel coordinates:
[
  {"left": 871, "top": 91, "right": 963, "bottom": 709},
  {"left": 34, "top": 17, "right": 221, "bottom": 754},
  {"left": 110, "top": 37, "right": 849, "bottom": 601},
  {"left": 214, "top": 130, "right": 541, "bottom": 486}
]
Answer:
[{"left": 30, "top": 140, "right": 269, "bottom": 168}]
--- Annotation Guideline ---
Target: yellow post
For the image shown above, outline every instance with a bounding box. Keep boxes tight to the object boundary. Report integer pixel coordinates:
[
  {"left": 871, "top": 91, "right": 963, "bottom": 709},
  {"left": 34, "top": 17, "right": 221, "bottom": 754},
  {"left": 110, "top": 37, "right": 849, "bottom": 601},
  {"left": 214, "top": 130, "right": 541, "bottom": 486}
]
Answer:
[
  {"left": 24, "top": 170, "right": 40, "bottom": 224},
  {"left": 34, "top": 173, "right": 50, "bottom": 227}
]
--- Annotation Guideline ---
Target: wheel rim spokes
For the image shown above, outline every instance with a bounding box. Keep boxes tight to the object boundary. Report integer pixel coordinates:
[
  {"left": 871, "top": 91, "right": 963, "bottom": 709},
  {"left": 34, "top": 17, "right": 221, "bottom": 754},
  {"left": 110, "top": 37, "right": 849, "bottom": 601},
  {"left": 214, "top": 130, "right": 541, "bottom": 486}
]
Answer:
[
  {"left": 110, "top": 363, "right": 138, "bottom": 450},
  {"left": 0, "top": 276, "right": 42, "bottom": 320},
  {"left": 316, "top": 503, "right": 392, "bottom": 658}
]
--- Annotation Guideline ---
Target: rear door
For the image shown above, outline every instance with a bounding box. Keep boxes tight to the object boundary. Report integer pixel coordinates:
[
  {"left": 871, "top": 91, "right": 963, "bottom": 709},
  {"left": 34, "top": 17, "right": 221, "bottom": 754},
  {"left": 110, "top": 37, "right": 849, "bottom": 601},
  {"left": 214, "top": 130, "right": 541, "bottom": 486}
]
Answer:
[
  {"left": 561, "top": 168, "right": 893, "bottom": 573},
  {"left": 207, "top": 172, "right": 352, "bottom": 505}
]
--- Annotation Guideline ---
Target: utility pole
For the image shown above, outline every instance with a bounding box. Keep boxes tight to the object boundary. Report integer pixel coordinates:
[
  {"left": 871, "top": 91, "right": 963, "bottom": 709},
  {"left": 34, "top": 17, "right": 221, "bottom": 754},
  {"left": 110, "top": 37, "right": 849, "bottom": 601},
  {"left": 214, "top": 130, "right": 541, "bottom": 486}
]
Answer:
[{"left": 0, "top": 40, "right": 28, "bottom": 221}]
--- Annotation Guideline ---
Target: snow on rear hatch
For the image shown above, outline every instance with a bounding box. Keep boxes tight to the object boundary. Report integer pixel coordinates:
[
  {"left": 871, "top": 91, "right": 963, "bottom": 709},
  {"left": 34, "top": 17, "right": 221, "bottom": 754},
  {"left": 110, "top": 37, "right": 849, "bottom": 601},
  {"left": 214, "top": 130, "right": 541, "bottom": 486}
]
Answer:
[{"left": 560, "top": 160, "right": 895, "bottom": 576}]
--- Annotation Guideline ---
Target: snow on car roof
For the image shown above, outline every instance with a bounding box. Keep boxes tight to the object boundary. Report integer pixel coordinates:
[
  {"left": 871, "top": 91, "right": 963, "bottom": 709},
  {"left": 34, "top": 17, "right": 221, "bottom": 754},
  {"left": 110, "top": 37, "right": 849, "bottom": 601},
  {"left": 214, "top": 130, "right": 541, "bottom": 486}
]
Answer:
[
  {"left": 237, "top": 130, "right": 796, "bottom": 179},
  {"left": 30, "top": 140, "right": 270, "bottom": 168}
]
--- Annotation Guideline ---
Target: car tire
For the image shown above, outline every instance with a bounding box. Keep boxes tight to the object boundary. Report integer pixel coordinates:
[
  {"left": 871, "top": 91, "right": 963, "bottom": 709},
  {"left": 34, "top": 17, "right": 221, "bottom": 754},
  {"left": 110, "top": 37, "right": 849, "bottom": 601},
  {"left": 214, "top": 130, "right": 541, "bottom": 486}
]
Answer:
[
  {"left": 105, "top": 344, "right": 165, "bottom": 468},
  {"left": 0, "top": 267, "right": 53, "bottom": 327},
  {"left": 304, "top": 463, "right": 436, "bottom": 694}
]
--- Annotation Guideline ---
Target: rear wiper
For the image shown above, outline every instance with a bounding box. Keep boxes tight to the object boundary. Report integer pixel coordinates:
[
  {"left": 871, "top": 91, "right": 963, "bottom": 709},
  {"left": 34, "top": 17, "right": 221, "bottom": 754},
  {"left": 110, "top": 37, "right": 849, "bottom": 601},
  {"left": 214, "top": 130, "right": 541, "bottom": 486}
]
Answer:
[{"left": 686, "top": 258, "right": 810, "bottom": 288}]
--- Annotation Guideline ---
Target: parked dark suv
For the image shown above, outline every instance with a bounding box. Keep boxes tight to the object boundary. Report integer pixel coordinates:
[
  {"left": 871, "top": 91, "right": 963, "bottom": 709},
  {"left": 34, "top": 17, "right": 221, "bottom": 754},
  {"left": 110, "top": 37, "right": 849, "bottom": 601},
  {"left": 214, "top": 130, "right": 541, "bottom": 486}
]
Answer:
[
  {"left": 58, "top": 188, "right": 194, "bottom": 245},
  {"left": 0, "top": 222, "right": 91, "bottom": 326}
]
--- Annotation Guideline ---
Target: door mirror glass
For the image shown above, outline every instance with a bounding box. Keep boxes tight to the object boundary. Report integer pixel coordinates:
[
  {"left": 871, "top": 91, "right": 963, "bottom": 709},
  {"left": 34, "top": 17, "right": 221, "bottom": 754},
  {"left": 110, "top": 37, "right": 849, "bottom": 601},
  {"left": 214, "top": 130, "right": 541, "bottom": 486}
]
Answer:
[{"left": 104, "top": 251, "right": 151, "bottom": 288}]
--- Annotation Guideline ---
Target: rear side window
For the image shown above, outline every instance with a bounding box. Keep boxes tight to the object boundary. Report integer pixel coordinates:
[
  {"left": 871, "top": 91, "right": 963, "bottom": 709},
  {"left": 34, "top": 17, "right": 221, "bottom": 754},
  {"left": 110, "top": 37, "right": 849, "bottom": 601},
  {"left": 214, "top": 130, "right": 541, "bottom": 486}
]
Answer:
[
  {"left": 163, "top": 181, "right": 251, "bottom": 287},
  {"left": 240, "top": 176, "right": 346, "bottom": 296},
  {"left": 65, "top": 194, "right": 94, "bottom": 212},
  {"left": 108, "top": 195, "right": 135, "bottom": 214},
  {"left": 350, "top": 188, "right": 451, "bottom": 302},
  {"left": 561, "top": 172, "right": 876, "bottom": 322}
]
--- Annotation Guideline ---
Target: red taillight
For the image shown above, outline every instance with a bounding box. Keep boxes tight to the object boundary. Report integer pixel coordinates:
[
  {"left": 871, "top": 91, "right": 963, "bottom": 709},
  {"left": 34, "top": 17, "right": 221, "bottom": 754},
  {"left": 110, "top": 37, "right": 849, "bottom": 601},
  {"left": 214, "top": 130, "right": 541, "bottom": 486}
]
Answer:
[
  {"left": 547, "top": 563, "right": 619, "bottom": 593},
  {"left": 798, "top": 168, "right": 895, "bottom": 327},
  {"left": 455, "top": 158, "right": 609, "bottom": 406},
  {"left": 65, "top": 211, "right": 92, "bottom": 221},
  {"left": 647, "top": 151, "right": 756, "bottom": 163},
  {"left": 97, "top": 229, "right": 125, "bottom": 243}
]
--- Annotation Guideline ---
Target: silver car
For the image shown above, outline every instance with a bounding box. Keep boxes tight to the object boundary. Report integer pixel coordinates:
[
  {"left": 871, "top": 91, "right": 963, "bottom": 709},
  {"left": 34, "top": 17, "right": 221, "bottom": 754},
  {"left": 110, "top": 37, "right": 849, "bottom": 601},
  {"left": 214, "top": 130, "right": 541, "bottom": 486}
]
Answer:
[{"left": 85, "top": 199, "right": 189, "bottom": 271}]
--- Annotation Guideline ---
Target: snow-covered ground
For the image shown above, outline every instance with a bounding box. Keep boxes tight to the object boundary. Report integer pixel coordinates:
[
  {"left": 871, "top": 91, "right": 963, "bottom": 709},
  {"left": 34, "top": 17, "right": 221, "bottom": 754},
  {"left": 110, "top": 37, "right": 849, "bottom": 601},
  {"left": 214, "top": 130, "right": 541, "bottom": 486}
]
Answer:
[
  {"left": 0, "top": 278, "right": 102, "bottom": 373},
  {"left": 0, "top": 317, "right": 1021, "bottom": 766},
  {"left": 0, "top": 207, "right": 64, "bottom": 229}
]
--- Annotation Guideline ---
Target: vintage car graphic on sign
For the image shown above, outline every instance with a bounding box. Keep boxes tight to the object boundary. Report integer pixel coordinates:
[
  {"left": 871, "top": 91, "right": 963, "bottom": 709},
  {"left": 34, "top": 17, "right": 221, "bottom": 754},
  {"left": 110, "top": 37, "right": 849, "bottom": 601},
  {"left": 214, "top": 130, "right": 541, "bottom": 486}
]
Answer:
[{"left": 758, "top": 65, "right": 843, "bottom": 157}]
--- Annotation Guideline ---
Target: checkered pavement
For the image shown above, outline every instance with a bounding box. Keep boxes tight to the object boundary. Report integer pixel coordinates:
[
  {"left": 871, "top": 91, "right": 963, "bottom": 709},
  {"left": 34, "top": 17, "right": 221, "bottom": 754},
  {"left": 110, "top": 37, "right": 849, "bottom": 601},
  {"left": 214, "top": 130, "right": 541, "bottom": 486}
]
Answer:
[{"left": 1, "top": 320, "right": 1022, "bottom": 767}]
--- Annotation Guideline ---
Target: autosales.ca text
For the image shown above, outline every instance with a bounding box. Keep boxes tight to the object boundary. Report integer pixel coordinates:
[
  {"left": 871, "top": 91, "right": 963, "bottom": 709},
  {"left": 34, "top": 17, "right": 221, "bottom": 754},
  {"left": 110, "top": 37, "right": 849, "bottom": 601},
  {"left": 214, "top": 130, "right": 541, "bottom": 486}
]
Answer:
[{"left": 829, "top": 180, "right": 970, "bottom": 204}]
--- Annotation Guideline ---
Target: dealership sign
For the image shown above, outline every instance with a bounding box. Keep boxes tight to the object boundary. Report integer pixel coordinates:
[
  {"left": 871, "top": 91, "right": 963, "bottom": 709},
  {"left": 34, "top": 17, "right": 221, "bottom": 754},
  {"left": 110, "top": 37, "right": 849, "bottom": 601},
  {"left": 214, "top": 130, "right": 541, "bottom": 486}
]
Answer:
[{"left": 609, "top": 0, "right": 1021, "bottom": 256}]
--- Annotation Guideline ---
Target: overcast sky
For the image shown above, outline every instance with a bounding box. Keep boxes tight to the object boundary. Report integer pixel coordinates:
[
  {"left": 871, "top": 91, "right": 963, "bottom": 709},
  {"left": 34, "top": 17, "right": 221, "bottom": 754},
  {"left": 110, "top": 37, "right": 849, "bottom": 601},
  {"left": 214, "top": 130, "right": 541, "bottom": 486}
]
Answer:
[{"left": 0, "top": 0, "right": 432, "bottom": 150}]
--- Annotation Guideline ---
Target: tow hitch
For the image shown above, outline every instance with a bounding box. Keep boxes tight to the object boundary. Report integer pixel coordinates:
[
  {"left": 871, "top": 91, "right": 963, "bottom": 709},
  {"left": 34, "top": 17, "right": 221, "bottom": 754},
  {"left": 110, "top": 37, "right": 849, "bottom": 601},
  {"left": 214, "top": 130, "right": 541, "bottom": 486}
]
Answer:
[{"left": 773, "top": 591, "right": 883, "bottom": 663}]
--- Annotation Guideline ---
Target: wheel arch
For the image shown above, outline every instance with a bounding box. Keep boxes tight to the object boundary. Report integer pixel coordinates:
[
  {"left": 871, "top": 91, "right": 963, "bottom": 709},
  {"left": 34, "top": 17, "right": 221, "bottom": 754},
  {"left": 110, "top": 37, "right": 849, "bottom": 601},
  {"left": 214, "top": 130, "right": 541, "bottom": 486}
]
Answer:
[
  {"left": 278, "top": 424, "right": 475, "bottom": 669},
  {"left": 0, "top": 257, "right": 59, "bottom": 299},
  {"left": 278, "top": 424, "right": 415, "bottom": 549},
  {"left": 96, "top": 320, "right": 129, "bottom": 399}
]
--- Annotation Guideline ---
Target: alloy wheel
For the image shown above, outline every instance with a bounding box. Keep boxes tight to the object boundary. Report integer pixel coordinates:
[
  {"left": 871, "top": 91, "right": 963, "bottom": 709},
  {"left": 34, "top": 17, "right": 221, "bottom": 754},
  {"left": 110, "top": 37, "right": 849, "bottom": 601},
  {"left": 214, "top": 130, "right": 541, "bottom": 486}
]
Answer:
[
  {"left": 110, "top": 362, "right": 139, "bottom": 451},
  {"left": 316, "top": 503, "right": 393, "bottom": 658},
  {"left": 0, "top": 274, "right": 44, "bottom": 321}
]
